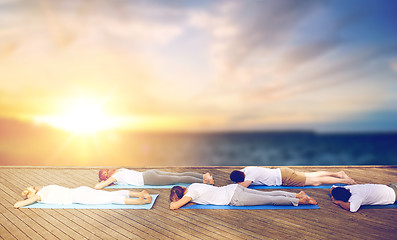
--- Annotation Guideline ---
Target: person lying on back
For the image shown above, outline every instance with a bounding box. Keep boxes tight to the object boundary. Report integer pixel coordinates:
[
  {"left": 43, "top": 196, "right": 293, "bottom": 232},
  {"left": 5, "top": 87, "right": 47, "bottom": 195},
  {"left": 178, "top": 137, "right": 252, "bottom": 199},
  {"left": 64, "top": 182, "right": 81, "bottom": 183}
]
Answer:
[
  {"left": 330, "top": 183, "right": 397, "bottom": 212},
  {"left": 230, "top": 166, "right": 356, "bottom": 188}
]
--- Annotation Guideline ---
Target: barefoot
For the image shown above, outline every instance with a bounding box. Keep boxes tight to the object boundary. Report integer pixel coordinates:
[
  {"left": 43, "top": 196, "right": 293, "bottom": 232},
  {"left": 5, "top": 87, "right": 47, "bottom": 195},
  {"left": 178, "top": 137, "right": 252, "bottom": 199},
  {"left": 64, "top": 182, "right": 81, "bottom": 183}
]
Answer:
[
  {"left": 307, "top": 197, "right": 317, "bottom": 205},
  {"left": 136, "top": 196, "right": 149, "bottom": 205},
  {"left": 145, "top": 195, "right": 153, "bottom": 204},
  {"left": 203, "top": 173, "right": 211, "bottom": 179},
  {"left": 340, "top": 171, "right": 354, "bottom": 181},
  {"left": 203, "top": 173, "right": 214, "bottom": 184},
  {"left": 299, "top": 195, "right": 317, "bottom": 205},
  {"left": 296, "top": 191, "right": 307, "bottom": 199},
  {"left": 140, "top": 190, "right": 151, "bottom": 199},
  {"left": 139, "top": 190, "right": 150, "bottom": 198},
  {"left": 346, "top": 178, "right": 357, "bottom": 185},
  {"left": 337, "top": 171, "right": 346, "bottom": 179}
]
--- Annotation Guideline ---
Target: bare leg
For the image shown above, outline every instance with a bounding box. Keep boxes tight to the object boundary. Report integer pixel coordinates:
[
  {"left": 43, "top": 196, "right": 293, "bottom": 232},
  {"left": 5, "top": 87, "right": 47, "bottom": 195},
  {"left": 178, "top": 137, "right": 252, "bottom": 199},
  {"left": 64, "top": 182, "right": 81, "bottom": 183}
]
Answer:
[
  {"left": 304, "top": 170, "right": 356, "bottom": 186},
  {"left": 124, "top": 196, "right": 152, "bottom": 205},
  {"left": 128, "top": 190, "right": 147, "bottom": 198},
  {"left": 126, "top": 190, "right": 152, "bottom": 204}
]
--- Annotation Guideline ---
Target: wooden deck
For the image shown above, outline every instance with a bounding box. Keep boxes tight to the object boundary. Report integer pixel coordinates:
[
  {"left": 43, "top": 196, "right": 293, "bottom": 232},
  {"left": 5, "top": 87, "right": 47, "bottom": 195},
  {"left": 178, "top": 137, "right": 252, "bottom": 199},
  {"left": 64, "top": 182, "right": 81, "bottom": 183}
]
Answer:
[{"left": 0, "top": 166, "right": 396, "bottom": 240}]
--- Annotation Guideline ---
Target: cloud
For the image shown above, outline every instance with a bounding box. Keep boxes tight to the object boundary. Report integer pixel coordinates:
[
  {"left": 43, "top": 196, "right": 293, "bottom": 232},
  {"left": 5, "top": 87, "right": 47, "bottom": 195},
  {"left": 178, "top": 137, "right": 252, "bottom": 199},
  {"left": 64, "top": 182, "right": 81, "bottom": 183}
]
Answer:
[
  {"left": 1, "top": 0, "right": 397, "bottom": 132},
  {"left": 391, "top": 59, "right": 397, "bottom": 72}
]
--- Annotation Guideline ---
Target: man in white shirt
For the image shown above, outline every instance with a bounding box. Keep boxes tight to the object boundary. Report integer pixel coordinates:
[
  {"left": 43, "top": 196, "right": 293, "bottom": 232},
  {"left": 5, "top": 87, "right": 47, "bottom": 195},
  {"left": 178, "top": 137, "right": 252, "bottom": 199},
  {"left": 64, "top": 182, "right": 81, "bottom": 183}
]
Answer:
[
  {"left": 330, "top": 183, "right": 397, "bottom": 212},
  {"left": 230, "top": 166, "right": 356, "bottom": 187}
]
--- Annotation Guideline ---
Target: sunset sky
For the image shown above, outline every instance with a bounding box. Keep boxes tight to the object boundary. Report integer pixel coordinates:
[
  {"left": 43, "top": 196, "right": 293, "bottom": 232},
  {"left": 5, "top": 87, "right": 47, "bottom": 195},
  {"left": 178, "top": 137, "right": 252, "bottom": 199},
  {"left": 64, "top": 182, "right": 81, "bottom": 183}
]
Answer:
[{"left": 1, "top": 0, "right": 397, "bottom": 133}]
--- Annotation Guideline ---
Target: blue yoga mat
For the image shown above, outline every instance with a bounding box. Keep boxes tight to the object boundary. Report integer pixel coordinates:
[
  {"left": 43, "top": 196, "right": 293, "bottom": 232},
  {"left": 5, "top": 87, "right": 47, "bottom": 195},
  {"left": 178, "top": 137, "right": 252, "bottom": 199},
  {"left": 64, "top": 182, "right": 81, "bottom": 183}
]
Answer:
[
  {"left": 22, "top": 194, "right": 158, "bottom": 209},
  {"left": 360, "top": 204, "right": 397, "bottom": 209},
  {"left": 249, "top": 183, "right": 347, "bottom": 189},
  {"left": 105, "top": 183, "right": 191, "bottom": 189},
  {"left": 181, "top": 204, "right": 319, "bottom": 210}
]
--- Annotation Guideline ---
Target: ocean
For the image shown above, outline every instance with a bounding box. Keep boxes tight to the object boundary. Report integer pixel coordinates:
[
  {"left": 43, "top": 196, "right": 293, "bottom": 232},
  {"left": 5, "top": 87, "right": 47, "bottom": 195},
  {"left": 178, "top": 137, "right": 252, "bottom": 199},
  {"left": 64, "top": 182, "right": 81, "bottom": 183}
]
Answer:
[
  {"left": 115, "top": 131, "right": 397, "bottom": 166},
  {"left": 1, "top": 119, "right": 396, "bottom": 166}
]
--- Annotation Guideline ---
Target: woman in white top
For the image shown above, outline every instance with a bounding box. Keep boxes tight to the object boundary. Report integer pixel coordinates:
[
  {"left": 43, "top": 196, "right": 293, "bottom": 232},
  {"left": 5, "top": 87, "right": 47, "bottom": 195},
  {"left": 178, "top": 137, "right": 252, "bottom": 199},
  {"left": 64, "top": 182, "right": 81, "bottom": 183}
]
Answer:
[
  {"left": 95, "top": 168, "right": 214, "bottom": 189},
  {"left": 14, "top": 185, "right": 152, "bottom": 208},
  {"left": 169, "top": 183, "right": 317, "bottom": 210}
]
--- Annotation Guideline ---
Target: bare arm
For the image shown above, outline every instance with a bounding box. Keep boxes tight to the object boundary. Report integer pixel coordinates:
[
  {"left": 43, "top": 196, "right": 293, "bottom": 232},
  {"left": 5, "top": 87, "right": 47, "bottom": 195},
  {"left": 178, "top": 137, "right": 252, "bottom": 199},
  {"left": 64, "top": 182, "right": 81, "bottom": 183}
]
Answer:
[
  {"left": 14, "top": 195, "right": 41, "bottom": 208},
  {"left": 238, "top": 180, "right": 253, "bottom": 188},
  {"left": 95, "top": 177, "right": 116, "bottom": 189},
  {"left": 170, "top": 196, "right": 192, "bottom": 210},
  {"left": 331, "top": 198, "right": 351, "bottom": 211}
]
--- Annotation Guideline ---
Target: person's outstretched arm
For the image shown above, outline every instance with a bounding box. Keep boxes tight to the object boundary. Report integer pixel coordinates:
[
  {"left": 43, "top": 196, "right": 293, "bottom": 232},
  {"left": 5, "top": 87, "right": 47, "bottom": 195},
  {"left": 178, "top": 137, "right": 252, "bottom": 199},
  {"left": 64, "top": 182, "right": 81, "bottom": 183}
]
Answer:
[
  {"left": 170, "top": 196, "right": 192, "bottom": 210},
  {"left": 95, "top": 177, "right": 116, "bottom": 189},
  {"left": 238, "top": 180, "right": 253, "bottom": 188},
  {"left": 14, "top": 195, "right": 41, "bottom": 208}
]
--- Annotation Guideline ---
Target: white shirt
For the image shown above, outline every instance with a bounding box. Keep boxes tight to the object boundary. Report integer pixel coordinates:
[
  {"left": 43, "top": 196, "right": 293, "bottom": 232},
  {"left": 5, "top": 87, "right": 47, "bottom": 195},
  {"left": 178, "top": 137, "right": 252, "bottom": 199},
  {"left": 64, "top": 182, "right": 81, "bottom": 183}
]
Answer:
[
  {"left": 112, "top": 169, "right": 144, "bottom": 186},
  {"left": 341, "top": 184, "right": 396, "bottom": 212},
  {"left": 37, "top": 185, "right": 73, "bottom": 205},
  {"left": 242, "top": 167, "right": 282, "bottom": 186},
  {"left": 185, "top": 183, "right": 238, "bottom": 205}
]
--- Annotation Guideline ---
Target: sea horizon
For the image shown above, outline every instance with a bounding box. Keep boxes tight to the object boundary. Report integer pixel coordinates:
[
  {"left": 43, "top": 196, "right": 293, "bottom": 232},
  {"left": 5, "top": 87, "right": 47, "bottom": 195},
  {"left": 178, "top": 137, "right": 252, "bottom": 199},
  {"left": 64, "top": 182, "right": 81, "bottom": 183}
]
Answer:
[{"left": 1, "top": 118, "right": 396, "bottom": 167}]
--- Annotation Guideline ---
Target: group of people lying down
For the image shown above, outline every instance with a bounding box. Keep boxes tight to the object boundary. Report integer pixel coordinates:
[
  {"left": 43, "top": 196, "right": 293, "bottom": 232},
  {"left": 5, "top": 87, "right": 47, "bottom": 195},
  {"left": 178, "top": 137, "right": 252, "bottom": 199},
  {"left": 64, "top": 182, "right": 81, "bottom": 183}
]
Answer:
[{"left": 14, "top": 167, "right": 397, "bottom": 213}]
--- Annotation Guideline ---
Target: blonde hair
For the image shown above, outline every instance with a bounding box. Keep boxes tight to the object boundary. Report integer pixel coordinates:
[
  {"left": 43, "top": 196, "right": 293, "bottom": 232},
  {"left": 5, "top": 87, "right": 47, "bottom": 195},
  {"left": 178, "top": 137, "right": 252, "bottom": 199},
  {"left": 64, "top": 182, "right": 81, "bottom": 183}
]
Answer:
[
  {"left": 22, "top": 189, "right": 29, "bottom": 199},
  {"left": 22, "top": 187, "right": 37, "bottom": 199}
]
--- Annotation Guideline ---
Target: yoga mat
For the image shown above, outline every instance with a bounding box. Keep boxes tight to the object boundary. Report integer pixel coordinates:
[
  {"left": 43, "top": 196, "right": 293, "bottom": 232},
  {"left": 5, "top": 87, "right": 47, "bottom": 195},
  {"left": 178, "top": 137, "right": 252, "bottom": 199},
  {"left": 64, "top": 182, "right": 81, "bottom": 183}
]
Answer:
[
  {"left": 249, "top": 183, "right": 347, "bottom": 189},
  {"left": 360, "top": 204, "right": 397, "bottom": 209},
  {"left": 22, "top": 194, "right": 158, "bottom": 209},
  {"left": 105, "top": 183, "right": 191, "bottom": 189},
  {"left": 181, "top": 204, "right": 319, "bottom": 210}
]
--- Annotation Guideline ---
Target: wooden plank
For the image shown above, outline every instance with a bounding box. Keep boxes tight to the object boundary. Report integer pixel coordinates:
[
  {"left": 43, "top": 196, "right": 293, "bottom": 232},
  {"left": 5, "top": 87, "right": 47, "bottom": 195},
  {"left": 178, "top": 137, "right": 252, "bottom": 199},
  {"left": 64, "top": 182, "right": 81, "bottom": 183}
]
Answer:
[
  {"left": 0, "top": 222, "right": 17, "bottom": 240},
  {"left": 0, "top": 166, "right": 396, "bottom": 240},
  {"left": 1, "top": 170, "right": 82, "bottom": 240},
  {"left": 2, "top": 169, "right": 100, "bottom": 240}
]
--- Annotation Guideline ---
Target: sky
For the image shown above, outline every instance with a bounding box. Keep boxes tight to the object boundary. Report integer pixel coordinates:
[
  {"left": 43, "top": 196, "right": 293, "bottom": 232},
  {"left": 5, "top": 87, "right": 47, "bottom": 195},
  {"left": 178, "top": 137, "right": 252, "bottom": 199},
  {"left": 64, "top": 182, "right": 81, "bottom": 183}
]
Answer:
[{"left": 1, "top": 0, "right": 397, "bottom": 133}]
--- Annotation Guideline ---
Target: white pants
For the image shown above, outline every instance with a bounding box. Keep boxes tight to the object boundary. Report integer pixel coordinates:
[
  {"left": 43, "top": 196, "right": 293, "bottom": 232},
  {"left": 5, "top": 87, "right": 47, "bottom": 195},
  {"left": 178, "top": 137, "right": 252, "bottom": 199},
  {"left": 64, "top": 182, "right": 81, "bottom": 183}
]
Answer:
[{"left": 71, "top": 186, "right": 129, "bottom": 204}]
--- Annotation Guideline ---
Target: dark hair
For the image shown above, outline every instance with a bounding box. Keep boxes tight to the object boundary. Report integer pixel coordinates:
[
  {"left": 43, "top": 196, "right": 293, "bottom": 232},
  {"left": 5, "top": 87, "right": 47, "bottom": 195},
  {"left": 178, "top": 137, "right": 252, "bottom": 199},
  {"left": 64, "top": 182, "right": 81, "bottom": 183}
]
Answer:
[
  {"left": 170, "top": 186, "right": 185, "bottom": 202},
  {"left": 230, "top": 170, "right": 245, "bottom": 183},
  {"left": 331, "top": 187, "right": 351, "bottom": 202}
]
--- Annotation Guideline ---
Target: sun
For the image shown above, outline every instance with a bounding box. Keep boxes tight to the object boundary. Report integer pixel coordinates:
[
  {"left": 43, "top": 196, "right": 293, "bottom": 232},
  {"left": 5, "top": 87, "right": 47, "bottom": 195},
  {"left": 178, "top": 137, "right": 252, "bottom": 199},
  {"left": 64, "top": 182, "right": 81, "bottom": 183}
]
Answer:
[{"left": 36, "top": 98, "right": 118, "bottom": 134}]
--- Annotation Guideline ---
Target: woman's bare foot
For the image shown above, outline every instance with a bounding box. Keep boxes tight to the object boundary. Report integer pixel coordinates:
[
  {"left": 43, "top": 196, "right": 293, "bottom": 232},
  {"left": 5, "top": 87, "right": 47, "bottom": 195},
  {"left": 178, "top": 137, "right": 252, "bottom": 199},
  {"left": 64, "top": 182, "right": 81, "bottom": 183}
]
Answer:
[
  {"left": 139, "top": 190, "right": 152, "bottom": 203},
  {"left": 339, "top": 171, "right": 356, "bottom": 184},
  {"left": 140, "top": 190, "right": 151, "bottom": 199},
  {"left": 346, "top": 178, "right": 357, "bottom": 185},
  {"left": 203, "top": 173, "right": 214, "bottom": 184},
  {"left": 296, "top": 191, "right": 307, "bottom": 199},
  {"left": 298, "top": 195, "right": 317, "bottom": 205},
  {"left": 144, "top": 195, "right": 153, "bottom": 203},
  {"left": 137, "top": 196, "right": 152, "bottom": 204}
]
